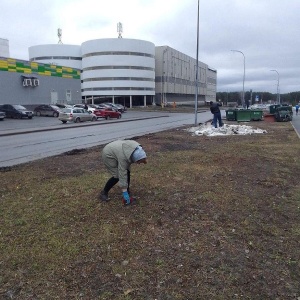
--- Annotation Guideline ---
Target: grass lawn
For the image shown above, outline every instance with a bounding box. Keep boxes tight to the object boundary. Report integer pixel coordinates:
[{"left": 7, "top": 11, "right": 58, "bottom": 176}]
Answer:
[{"left": 0, "top": 121, "right": 299, "bottom": 299}]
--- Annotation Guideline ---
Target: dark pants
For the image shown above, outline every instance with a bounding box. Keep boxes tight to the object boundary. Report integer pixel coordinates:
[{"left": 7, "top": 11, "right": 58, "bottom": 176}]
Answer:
[
  {"left": 103, "top": 170, "right": 131, "bottom": 194},
  {"left": 213, "top": 112, "right": 223, "bottom": 128}
]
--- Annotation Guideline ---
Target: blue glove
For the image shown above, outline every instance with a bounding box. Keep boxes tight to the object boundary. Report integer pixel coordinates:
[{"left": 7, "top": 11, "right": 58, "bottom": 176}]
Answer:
[{"left": 122, "top": 191, "right": 130, "bottom": 205}]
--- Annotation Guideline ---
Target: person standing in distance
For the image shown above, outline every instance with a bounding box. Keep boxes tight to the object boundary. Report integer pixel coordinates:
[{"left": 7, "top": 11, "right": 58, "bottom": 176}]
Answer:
[
  {"left": 100, "top": 140, "right": 147, "bottom": 206},
  {"left": 210, "top": 101, "right": 223, "bottom": 128}
]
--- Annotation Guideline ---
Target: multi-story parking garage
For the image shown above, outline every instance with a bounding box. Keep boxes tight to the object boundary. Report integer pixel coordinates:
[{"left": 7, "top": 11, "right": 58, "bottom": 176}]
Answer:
[
  {"left": 81, "top": 38, "right": 155, "bottom": 107},
  {"left": 1, "top": 37, "right": 216, "bottom": 108},
  {"left": 28, "top": 44, "right": 82, "bottom": 69},
  {"left": 155, "top": 46, "right": 216, "bottom": 105}
]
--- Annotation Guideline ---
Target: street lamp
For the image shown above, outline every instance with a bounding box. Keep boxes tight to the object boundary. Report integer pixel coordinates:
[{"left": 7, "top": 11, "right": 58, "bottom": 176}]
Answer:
[
  {"left": 194, "top": 0, "right": 200, "bottom": 125},
  {"left": 162, "top": 48, "right": 168, "bottom": 106},
  {"left": 231, "top": 50, "right": 245, "bottom": 107},
  {"left": 270, "top": 70, "right": 280, "bottom": 104}
]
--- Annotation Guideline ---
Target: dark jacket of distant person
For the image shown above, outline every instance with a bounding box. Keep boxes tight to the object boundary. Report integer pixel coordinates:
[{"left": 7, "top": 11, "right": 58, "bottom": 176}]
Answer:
[{"left": 210, "top": 101, "right": 222, "bottom": 114}]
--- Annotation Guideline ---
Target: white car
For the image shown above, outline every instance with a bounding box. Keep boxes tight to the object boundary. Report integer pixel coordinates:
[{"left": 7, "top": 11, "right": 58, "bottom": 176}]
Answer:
[{"left": 73, "top": 104, "right": 97, "bottom": 113}]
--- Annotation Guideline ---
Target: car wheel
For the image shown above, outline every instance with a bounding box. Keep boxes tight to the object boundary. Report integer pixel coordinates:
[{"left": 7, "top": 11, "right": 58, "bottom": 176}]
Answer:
[
  {"left": 36, "top": 111, "right": 41, "bottom": 116},
  {"left": 28, "top": 116, "right": 32, "bottom": 119},
  {"left": 62, "top": 121, "right": 67, "bottom": 124},
  {"left": 117, "top": 114, "right": 121, "bottom": 119},
  {"left": 18, "top": 114, "right": 22, "bottom": 119},
  {"left": 53, "top": 112, "right": 59, "bottom": 117},
  {"left": 75, "top": 117, "right": 81, "bottom": 123},
  {"left": 91, "top": 116, "right": 97, "bottom": 121}
]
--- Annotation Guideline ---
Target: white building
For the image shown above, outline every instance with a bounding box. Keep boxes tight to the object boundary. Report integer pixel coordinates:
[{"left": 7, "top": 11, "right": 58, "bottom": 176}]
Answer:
[
  {"left": 0, "top": 38, "right": 10, "bottom": 58},
  {"left": 28, "top": 38, "right": 216, "bottom": 107},
  {"left": 28, "top": 44, "right": 82, "bottom": 69},
  {"left": 81, "top": 38, "right": 155, "bottom": 107}
]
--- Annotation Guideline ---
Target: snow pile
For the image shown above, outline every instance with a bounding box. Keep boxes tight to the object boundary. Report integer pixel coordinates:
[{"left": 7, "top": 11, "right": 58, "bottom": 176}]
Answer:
[{"left": 186, "top": 124, "right": 267, "bottom": 136}]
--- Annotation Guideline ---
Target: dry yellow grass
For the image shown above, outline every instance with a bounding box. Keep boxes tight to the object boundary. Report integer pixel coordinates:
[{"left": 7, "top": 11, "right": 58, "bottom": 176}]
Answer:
[{"left": 0, "top": 121, "right": 299, "bottom": 299}]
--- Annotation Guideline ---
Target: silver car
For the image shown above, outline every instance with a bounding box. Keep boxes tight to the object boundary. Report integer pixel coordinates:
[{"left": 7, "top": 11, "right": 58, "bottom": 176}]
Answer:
[
  {"left": 58, "top": 107, "right": 97, "bottom": 123},
  {"left": 34, "top": 104, "right": 62, "bottom": 117}
]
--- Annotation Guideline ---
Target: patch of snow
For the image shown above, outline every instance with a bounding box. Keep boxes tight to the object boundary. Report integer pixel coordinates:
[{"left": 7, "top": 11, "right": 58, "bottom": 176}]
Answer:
[{"left": 186, "top": 124, "right": 267, "bottom": 136}]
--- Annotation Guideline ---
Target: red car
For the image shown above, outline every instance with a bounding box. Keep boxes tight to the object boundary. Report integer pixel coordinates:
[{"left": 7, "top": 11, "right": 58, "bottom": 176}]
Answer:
[{"left": 93, "top": 108, "right": 122, "bottom": 120}]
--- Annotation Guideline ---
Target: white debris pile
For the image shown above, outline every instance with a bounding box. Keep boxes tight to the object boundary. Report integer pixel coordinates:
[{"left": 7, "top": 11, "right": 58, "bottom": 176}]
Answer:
[{"left": 186, "top": 123, "right": 267, "bottom": 136}]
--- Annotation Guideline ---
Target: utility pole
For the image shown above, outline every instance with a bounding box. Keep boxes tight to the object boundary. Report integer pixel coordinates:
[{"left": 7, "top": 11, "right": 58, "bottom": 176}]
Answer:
[{"left": 194, "top": 0, "right": 200, "bottom": 125}]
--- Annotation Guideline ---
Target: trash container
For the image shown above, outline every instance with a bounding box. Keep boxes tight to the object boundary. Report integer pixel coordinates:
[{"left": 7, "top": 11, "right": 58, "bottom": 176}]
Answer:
[
  {"left": 274, "top": 107, "right": 293, "bottom": 122},
  {"left": 226, "top": 109, "right": 237, "bottom": 121},
  {"left": 269, "top": 104, "right": 281, "bottom": 114},
  {"left": 250, "top": 109, "right": 263, "bottom": 121},
  {"left": 236, "top": 109, "right": 251, "bottom": 122}
]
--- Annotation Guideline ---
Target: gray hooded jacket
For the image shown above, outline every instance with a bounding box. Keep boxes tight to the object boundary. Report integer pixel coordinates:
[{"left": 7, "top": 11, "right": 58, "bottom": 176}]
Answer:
[{"left": 102, "top": 140, "right": 140, "bottom": 188}]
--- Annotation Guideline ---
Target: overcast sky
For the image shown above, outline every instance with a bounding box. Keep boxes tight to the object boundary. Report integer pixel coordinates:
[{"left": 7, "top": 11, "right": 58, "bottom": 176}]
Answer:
[{"left": 1, "top": 0, "right": 299, "bottom": 94}]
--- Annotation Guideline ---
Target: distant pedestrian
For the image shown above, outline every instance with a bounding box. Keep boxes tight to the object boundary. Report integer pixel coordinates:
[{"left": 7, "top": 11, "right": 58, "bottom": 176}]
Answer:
[
  {"left": 84, "top": 104, "right": 88, "bottom": 110},
  {"left": 296, "top": 104, "right": 299, "bottom": 115},
  {"left": 245, "top": 99, "right": 250, "bottom": 109},
  {"left": 210, "top": 101, "right": 223, "bottom": 128},
  {"left": 100, "top": 140, "right": 147, "bottom": 206}
]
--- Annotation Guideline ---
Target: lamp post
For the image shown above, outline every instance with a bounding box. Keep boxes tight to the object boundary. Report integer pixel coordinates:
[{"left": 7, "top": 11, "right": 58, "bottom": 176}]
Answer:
[
  {"left": 270, "top": 70, "right": 280, "bottom": 104},
  {"left": 231, "top": 50, "right": 245, "bottom": 107},
  {"left": 194, "top": 0, "right": 200, "bottom": 125},
  {"left": 161, "top": 48, "right": 168, "bottom": 106}
]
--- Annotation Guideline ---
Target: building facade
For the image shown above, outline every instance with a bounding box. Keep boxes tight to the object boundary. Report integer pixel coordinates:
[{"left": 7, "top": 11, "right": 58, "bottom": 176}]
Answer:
[
  {"left": 0, "top": 37, "right": 216, "bottom": 108},
  {"left": 28, "top": 44, "right": 82, "bottom": 69},
  {"left": 0, "top": 38, "right": 10, "bottom": 58},
  {"left": 0, "top": 57, "right": 81, "bottom": 106},
  {"left": 80, "top": 38, "right": 155, "bottom": 107},
  {"left": 155, "top": 46, "right": 216, "bottom": 105}
]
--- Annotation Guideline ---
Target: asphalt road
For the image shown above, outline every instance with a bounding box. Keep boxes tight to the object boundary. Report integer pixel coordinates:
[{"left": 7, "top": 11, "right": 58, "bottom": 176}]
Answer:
[
  {"left": 1, "top": 109, "right": 298, "bottom": 168},
  {"left": 291, "top": 113, "right": 300, "bottom": 138},
  {"left": 0, "top": 110, "right": 213, "bottom": 167}
]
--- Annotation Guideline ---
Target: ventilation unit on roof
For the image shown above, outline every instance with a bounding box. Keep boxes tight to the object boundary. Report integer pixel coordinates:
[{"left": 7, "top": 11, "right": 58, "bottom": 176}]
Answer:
[
  {"left": 58, "top": 28, "right": 63, "bottom": 44},
  {"left": 117, "top": 22, "right": 123, "bottom": 38}
]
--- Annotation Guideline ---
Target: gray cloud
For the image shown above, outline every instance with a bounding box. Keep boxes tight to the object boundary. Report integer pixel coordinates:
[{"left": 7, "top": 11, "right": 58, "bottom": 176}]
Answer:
[{"left": 1, "top": 0, "right": 299, "bottom": 93}]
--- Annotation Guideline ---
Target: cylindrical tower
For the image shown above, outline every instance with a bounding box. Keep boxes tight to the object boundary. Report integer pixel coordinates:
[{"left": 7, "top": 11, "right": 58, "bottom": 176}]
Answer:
[
  {"left": 28, "top": 44, "right": 82, "bottom": 69},
  {"left": 81, "top": 38, "right": 155, "bottom": 105}
]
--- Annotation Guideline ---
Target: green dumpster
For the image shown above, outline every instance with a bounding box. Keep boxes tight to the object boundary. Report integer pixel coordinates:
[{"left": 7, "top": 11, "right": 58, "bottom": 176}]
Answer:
[
  {"left": 226, "top": 109, "right": 237, "bottom": 121},
  {"left": 250, "top": 109, "right": 263, "bottom": 121},
  {"left": 236, "top": 109, "right": 251, "bottom": 122},
  {"left": 274, "top": 106, "right": 293, "bottom": 121},
  {"left": 269, "top": 104, "right": 281, "bottom": 114}
]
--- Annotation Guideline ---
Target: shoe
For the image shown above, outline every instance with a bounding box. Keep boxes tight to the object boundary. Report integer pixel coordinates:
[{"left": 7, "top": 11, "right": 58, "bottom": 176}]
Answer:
[{"left": 99, "top": 190, "right": 109, "bottom": 202}]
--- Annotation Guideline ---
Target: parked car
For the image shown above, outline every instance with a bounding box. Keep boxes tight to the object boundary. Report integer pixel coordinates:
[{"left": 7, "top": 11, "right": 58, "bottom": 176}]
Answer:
[
  {"left": 34, "top": 104, "right": 62, "bottom": 117},
  {"left": 102, "top": 102, "right": 123, "bottom": 112},
  {"left": 55, "top": 103, "right": 73, "bottom": 109},
  {"left": 58, "top": 107, "right": 97, "bottom": 123},
  {"left": 94, "top": 107, "right": 122, "bottom": 120},
  {"left": 0, "top": 111, "right": 5, "bottom": 121},
  {"left": 73, "top": 104, "right": 96, "bottom": 113},
  {"left": 115, "top": 103, "right": 126, "bottom": 112},
  {"left": 0, "top": 104, "right": 33, "bottom": 119},
  {"left": 96, "top": 104, "right": 113, "bottom": 110}
]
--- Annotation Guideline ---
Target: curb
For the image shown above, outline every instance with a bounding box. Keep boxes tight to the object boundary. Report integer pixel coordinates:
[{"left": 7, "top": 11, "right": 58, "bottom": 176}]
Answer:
[{"left": 290, "top": 121, "right": 300, "bottom": 139}]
